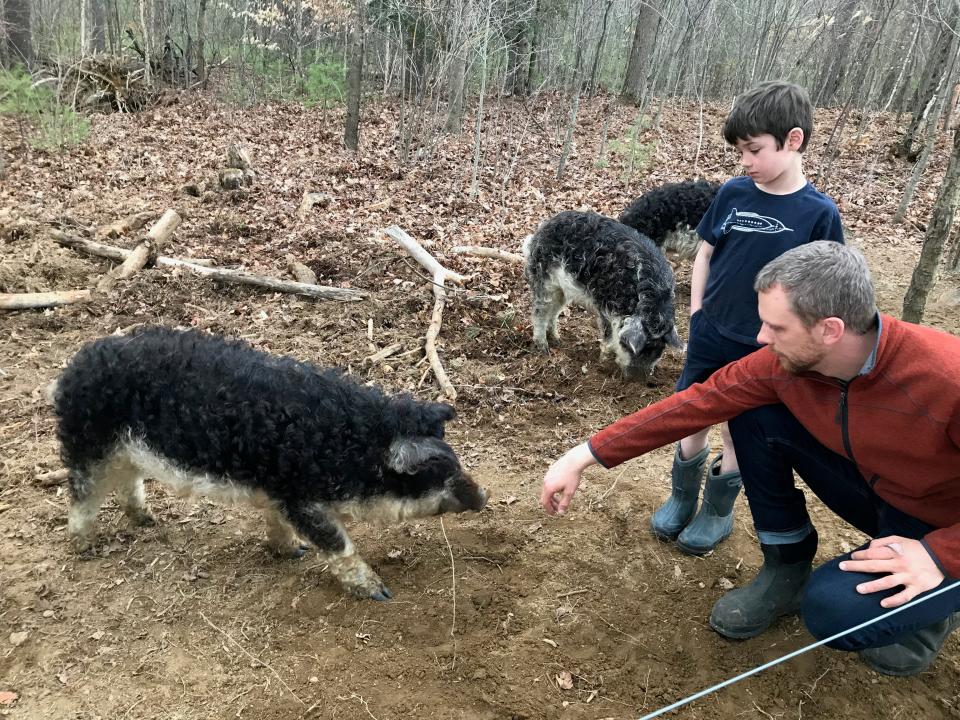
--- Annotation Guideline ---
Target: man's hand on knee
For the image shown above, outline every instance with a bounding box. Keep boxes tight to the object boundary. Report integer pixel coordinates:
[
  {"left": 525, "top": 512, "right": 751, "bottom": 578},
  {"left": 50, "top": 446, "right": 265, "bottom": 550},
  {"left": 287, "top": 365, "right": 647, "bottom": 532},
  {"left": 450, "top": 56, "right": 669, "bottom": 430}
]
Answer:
[{"left": 838, "top": 535, "right": 945, "bottom": 608}]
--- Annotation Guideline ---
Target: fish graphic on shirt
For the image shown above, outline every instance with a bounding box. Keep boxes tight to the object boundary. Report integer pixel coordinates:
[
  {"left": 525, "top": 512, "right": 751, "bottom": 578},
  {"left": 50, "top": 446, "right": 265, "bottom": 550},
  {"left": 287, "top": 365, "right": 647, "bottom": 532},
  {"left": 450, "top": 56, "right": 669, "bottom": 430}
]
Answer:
[{"left": 721, "top": 209, "right": 792, "bottom": 235}]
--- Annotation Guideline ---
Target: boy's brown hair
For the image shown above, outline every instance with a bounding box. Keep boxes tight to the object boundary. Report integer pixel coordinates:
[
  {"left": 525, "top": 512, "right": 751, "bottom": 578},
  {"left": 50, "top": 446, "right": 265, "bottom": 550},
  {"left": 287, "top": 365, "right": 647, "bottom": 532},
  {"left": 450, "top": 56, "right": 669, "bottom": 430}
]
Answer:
[{"left": 723, "top": 80, "right": 813, "bottom": 152}]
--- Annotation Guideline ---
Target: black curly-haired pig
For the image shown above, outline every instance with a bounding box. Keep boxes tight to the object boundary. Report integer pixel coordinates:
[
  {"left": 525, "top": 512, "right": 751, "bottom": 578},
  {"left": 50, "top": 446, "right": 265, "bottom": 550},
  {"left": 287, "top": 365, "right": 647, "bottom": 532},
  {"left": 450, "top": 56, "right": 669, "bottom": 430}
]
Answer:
[
  {"left": 523, "top": 210, "right": 681, "bottom": 381},
  {"left": 51, "top": 326, "right": 488, "bottom": 601},
  {"left": 619, "top": 179, "right": 720, "bottom": 260}
]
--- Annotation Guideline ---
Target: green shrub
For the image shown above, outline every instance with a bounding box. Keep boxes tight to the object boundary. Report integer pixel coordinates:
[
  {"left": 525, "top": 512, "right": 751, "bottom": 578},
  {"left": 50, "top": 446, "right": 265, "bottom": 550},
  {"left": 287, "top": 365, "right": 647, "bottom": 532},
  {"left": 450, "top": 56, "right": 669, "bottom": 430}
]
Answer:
[
  {"left": 0, "top": 66, "right": 90, "bottom": 151},
  {"left": 608, "top": 113, "right": 656, "bottom": 178},
  {"left": 304, "top": 59, "right": 346, "bottom": 108}
]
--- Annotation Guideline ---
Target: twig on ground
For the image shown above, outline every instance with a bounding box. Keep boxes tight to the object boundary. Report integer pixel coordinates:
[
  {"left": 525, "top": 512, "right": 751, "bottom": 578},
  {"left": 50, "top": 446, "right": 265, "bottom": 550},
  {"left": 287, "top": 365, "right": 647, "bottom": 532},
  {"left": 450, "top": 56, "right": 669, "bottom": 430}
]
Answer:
[
  {"left": 439, "top": 517, "right": 458, "bottom": 669},
  {"left": 198, "top": 610, "right": 304, "bottom": 706}
]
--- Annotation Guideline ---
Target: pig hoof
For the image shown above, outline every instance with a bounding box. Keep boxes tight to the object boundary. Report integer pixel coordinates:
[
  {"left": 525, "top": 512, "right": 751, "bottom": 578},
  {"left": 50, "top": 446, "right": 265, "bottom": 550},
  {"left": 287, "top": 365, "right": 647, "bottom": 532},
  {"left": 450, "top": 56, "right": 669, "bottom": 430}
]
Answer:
[
  {"left": 370, "top": 586, "right": 394, "bottom": 602},
  {"left": 70, "top": 535, "right": 95, "bottom": 555},
  {"left": 345, "top": 573, "right": 394, "bottom": 601},
  {"left": 129, "top": 510, "right": 157, "bottom": 527},
  {"left": 272, "top": 542, "right": 310, "bottom": 559}
]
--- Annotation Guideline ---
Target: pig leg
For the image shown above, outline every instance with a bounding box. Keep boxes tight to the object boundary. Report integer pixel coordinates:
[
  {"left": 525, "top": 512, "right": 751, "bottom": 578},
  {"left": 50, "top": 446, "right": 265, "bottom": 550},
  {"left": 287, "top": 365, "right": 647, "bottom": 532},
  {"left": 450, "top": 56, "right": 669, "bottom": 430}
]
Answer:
[
  {"left": 285, "top": 502, "right": 393, "bottom": 601},
  {"left": 596, "top": 314, "right": 616, "bottom": 360},
  {"left": 114, "top": 456, "right": 157, "bottom": 529},
  {"left": 263, "top": 504, "right": 309, "bottom": 558},
  {"left": 67, "top": 451, "right": 141, "bottom": 552},
  {"left": 531, "top": 281, "right": 565, "bottom": 350}
]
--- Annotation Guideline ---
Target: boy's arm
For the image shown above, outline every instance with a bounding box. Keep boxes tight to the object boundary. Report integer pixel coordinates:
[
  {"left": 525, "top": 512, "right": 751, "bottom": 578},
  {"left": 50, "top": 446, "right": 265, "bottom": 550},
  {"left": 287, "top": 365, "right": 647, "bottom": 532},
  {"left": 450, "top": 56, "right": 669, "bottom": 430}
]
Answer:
[
  {"left": 689, "top": 241, "right": 714, "bottom": 314},
  {"left": 811, "top": 204, "right": 845, "bottom": 244}
]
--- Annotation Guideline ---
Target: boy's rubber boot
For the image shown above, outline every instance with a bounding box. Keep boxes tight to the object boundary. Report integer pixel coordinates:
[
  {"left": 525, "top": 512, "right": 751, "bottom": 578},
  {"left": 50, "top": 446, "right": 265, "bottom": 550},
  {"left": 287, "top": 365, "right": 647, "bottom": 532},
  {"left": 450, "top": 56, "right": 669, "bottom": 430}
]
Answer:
[
  {"left": 709, "top": 543, "right": 812, "bottom": 639},
  {"left": 650, "top": 444, "right": 709, "bottom": 541},
  {"left": 859, "top": 612, "right": 960, "bottom": 676},
  {"left": 676, "top": 454, "right": 742, "bottom": 555}
]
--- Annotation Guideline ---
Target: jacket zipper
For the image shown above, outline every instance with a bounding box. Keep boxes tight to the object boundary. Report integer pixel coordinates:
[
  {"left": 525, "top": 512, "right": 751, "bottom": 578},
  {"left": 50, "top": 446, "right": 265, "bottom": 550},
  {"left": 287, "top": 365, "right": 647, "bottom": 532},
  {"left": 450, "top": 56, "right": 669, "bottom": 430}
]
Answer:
[{"left": 833, "top": 381, "right": 857, "bottom": 465}]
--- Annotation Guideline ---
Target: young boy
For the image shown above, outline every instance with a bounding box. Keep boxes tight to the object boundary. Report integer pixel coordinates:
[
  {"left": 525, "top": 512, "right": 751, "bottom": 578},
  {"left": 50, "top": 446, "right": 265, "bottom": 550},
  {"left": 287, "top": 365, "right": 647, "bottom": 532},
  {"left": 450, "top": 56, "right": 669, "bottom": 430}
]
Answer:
[{"left": 651, "top": 80, "right": 844, "bottom": 555}]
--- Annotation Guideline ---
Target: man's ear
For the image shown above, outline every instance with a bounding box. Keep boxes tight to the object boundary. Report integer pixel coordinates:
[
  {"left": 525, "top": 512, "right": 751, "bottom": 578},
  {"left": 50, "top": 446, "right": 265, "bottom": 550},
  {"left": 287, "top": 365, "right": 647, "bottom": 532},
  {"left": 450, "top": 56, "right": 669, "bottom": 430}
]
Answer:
[
  {"left": 786, "top": 127, "right": 804, "bottom": 151},
  {"left": 821, "top": 317, "right": 845, "bottom": 345}
]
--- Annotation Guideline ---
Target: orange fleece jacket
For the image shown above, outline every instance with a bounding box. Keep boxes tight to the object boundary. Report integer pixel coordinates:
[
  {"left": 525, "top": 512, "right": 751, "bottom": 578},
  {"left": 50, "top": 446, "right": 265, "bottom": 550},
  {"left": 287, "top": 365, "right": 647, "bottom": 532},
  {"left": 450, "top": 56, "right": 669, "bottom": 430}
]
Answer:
[{"left": 589, "top": 314, "right": 960, "bottom": 577}]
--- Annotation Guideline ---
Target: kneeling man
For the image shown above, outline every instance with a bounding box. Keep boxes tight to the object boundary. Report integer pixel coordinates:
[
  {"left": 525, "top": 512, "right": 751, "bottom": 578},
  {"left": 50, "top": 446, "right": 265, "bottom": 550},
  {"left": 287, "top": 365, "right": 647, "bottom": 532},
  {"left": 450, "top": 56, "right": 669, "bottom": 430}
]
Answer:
[{"left": 541, "top": 241, "right": 960, "bottom": 676}]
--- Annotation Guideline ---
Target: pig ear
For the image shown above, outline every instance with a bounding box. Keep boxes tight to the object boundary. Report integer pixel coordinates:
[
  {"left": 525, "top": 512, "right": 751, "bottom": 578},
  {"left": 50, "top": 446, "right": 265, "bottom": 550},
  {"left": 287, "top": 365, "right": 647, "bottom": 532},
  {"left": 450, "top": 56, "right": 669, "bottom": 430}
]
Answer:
[
  {"left": 665, "top": 325, "right": 683, "bottom": 348},
  {"left": 618, "top": 318, "right": 646, "bottom": 355},
  {"left": 387, "top": 437, "right": 454, "bottom": 474}
]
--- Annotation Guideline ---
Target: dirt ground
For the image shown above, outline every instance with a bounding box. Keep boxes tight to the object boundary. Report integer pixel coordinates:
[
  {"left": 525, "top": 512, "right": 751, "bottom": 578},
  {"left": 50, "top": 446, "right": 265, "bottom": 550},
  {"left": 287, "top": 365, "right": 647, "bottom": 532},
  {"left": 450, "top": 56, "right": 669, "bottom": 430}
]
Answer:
[{"left": 1, "top": 96, "right": 959, "bottom": 720}]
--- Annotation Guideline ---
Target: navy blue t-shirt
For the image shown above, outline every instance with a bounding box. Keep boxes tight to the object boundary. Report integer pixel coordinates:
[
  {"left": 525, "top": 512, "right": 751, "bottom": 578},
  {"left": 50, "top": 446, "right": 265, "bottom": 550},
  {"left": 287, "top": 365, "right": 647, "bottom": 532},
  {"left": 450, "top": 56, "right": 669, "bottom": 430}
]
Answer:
[{"left": 696, "top": 176, "right": 844, "bottom": 345}]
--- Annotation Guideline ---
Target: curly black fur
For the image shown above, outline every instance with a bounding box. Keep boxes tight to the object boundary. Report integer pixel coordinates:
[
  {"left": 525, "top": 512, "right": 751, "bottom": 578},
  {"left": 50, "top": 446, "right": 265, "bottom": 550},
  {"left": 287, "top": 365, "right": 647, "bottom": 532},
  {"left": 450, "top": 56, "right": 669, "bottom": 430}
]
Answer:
[
  {"left": 55, "top": 327, "right": 467, "bottom": 504},
  {"left": 619, "top": 179, "right": 719, "bottom": 248},
  {"left": 526, "top": 211, "right": 675, "bottom": 327},
  {"left": 524, "top": 211, "right": 679, "bottom": 380}
]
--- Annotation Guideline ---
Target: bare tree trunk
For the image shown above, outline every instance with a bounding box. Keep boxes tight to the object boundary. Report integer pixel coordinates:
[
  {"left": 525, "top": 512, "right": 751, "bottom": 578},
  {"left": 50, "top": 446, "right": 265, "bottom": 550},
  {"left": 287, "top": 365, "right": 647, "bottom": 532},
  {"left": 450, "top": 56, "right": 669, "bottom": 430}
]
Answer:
[
  {"left": 344, "top": 0, "right": 365, "bottom": 151},
  {"left": 445, "top": 47, "right": 467, "bottom": 133},
  {"left": 81, "top": 0, "right": 90, "bottom": 55},
  {"left": 524, "top": 0, "right": 541, "bottom": 93},
  {"left": 894, "top": 49, "right": 958, "bottom": 222},
  {"left": 140, "top": 0, "right": 153, "bottom": 85},
  {"left": 3, "top": 0, "right": 33, "bottom": 68},
  {"left": 818, "top": 1, "right": 892, "bottom": 189},
  {"left": 91, "top": 0, "right": 107, "bottom": 52},
  {"left": 196, "top": 0, "right": 207, "bottom": 86},
  {"left": 586, "top": 0, "right": 614, "bottom": 96},
  {"left": 896, "top": 24, "right": 955, "bottom": 159},
  {"left": 469, "top": 0, "right": 492, "bottom": 198},
  {"left": 812, "top": 0, "right": 858, "bottom": 107},
  {"left": 902, "top": 123, "right": 960, "bottom": 322},
  {"left": 444, "top": 2, "right": 468, "bottom": 134},
  {"left": 619, "top": 0, "right": 660, "bottom": 105}
]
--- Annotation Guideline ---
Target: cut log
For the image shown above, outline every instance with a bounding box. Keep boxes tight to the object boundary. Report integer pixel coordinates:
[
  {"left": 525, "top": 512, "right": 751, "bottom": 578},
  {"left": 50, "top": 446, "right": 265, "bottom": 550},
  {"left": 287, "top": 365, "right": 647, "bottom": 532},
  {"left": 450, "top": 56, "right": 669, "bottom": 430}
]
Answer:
[
  {"left": 285, "top": 254, "right": 318, "bottom": 285},
  {"left": 96, "top": 209, "right": 181, "bottom": 293},
  {"left": 0, "top": 290, "right": 92, "bottom": 310},
  {"left": 450, "top": 245, "right": 524, "bottom": 264},
  {"left": 96, "top": 211, "right": 154, "bottom": 240}
]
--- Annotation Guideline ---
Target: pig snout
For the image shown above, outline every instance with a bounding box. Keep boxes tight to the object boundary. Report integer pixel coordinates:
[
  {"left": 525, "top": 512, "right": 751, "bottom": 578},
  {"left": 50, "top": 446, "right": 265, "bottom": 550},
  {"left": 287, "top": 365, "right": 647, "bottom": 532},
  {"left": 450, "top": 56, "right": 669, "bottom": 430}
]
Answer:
[{"left": 440, "top": 474, "right": 489, "bottom": 513}]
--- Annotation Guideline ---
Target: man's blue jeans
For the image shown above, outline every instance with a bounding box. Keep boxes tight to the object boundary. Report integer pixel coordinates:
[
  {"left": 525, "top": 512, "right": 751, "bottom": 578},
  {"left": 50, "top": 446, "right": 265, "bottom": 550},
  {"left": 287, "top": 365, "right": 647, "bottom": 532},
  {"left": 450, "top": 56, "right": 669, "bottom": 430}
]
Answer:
[{"left": 728, "top": 404, "right": 960, "bottom": 650}]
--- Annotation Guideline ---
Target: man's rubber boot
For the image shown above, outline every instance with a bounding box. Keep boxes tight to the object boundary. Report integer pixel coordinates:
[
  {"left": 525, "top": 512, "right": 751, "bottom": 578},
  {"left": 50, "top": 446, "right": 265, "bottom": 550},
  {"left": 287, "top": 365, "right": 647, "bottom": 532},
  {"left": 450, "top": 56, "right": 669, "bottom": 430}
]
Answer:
[
  {"left": 709, "top": 542, "right": 813, "bottom": 639},
  {"left": 651, "top": 444, "right": 709, "bottom": 541},
  {"left": 858, "top": 611, "right": 960, "bottom": 676},
  {"left": 677, "top": 454, "right": 741, "bottom": 555}
]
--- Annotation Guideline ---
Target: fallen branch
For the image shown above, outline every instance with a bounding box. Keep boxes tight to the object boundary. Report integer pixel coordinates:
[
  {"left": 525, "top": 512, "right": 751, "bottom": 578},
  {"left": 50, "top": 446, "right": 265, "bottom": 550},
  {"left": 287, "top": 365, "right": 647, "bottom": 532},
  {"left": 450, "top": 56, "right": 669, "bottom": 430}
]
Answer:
[
  {"left": 53, "top": 232, "right": 365, "bottom": 302},
  {"left": 384, "top": 225, "right": 467, "bottom": 284},
  {"left": 50, "top": 230, "right": 211, "bottom": 267},
  {"left": 0, "top": 290, "right": 92, "bottom": 310},
  {"left": 384, "top": 225, "right": 463, "bottom": 399},
  {"left": 364, "top": 342, "right": 403, "bottom": 366},
  {"left": 163, "top": 260, "right": 366, "bottom": 301},
  {"left": 97, "top": 209, "right": 181, "bottom": 292},
  {"left": 450, "top": 245, "right": 524, "bottom": 264},
  {"left": 35, "top": 468, "right": 69, "bottom": 486}
]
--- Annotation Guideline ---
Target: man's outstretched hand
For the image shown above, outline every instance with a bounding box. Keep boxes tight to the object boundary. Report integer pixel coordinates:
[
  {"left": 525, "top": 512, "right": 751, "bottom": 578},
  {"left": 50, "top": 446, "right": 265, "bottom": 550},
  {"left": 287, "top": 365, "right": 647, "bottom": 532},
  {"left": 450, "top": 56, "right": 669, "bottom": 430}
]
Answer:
[{"left": 540, "top": 442, "right": 597, "bottom": 516}]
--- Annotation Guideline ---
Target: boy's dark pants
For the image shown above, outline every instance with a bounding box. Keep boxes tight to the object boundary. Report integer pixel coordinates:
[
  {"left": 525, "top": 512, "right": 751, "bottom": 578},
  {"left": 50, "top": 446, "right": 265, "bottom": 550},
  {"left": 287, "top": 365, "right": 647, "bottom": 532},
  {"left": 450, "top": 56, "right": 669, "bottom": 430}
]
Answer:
[{"left": 728, "top": 404, "right": 960, "bottom": 650}]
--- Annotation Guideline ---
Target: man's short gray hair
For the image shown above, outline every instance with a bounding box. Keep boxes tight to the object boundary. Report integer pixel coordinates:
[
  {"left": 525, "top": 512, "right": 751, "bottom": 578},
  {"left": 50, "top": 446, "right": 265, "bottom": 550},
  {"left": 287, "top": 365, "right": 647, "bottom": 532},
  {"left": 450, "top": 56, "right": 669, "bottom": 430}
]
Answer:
[{"left": 754, "top": 241, "right": 878, "bottom": 334}]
